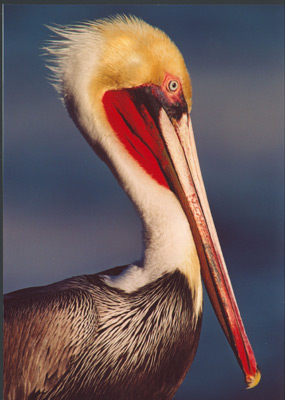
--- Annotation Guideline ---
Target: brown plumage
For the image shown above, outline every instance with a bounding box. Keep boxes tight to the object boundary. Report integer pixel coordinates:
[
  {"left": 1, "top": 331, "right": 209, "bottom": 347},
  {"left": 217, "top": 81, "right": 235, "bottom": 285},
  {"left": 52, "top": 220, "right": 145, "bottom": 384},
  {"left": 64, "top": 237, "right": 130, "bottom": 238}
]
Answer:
[{"left": 5, "top": 269, "right": 201, "bottom": 399}]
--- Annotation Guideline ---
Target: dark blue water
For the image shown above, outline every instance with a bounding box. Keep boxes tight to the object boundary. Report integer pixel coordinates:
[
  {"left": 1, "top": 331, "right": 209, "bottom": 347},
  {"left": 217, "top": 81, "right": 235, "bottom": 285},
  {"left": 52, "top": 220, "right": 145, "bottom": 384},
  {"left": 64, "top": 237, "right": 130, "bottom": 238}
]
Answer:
[{"left": 4, "top": 5, "right": 284, "bottom": 400}]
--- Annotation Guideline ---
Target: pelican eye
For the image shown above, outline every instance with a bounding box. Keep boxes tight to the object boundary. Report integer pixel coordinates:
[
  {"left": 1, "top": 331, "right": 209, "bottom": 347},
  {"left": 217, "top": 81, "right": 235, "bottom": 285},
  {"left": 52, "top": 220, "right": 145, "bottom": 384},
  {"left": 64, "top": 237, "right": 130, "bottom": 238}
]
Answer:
[{"left": 168, "top": 80, "right": 179, "bottom": 92}]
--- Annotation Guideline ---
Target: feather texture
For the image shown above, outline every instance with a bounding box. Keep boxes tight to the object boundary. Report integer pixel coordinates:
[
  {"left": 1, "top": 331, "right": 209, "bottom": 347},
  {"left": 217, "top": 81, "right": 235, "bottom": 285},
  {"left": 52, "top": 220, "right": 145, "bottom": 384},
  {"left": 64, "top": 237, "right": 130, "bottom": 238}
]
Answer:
[{"left": 5, "top": 270, "right": 202, "bottom": 400}]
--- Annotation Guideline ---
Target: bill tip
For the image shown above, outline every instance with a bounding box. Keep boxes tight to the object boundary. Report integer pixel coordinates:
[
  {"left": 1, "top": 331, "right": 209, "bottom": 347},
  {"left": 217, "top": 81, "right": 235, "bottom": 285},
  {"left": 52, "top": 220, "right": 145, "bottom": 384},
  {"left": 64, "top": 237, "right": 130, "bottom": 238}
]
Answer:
[{"left": 246, "top": 368, "right": 261, "bottom": 389}]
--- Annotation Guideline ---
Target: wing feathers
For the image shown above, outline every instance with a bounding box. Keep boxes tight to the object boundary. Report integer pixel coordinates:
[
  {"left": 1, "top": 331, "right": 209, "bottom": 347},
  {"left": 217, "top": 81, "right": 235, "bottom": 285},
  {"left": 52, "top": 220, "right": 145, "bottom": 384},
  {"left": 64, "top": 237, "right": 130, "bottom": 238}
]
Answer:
[{"left": 4, "top": 278, "right": 99, "bottom": 399}]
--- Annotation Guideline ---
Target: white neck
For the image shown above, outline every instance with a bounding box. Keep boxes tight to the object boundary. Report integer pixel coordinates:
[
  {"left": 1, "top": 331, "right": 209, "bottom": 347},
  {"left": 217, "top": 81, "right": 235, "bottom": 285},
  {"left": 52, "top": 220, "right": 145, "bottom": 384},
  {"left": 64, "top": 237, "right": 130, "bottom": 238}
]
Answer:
[{"left": 95, "top": 131, "right": 202, "bottom": 316}]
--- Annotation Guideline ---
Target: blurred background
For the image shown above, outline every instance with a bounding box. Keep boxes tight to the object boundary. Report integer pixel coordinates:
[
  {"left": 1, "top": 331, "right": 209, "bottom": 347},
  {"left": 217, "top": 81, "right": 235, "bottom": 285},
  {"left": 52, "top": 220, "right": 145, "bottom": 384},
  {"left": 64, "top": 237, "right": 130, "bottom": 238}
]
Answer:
[{"left": 3, "top": 4, "right": 284, "bottom": 400}]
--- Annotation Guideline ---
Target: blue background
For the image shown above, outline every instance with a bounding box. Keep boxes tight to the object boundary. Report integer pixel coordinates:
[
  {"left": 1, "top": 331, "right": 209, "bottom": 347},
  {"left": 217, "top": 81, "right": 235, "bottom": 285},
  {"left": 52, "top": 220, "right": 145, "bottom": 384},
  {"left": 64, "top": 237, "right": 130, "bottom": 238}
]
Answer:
[{"left": 3, "top": 5, "right": 284, "bottom": 400}]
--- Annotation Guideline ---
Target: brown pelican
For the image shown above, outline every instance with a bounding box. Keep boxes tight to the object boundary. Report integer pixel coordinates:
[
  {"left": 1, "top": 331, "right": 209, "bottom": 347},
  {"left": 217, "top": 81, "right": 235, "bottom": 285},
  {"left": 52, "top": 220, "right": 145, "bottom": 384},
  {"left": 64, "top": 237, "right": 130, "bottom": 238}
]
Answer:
[{"left": 4, "top": 15, "right": 260, "bottom": 400}]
